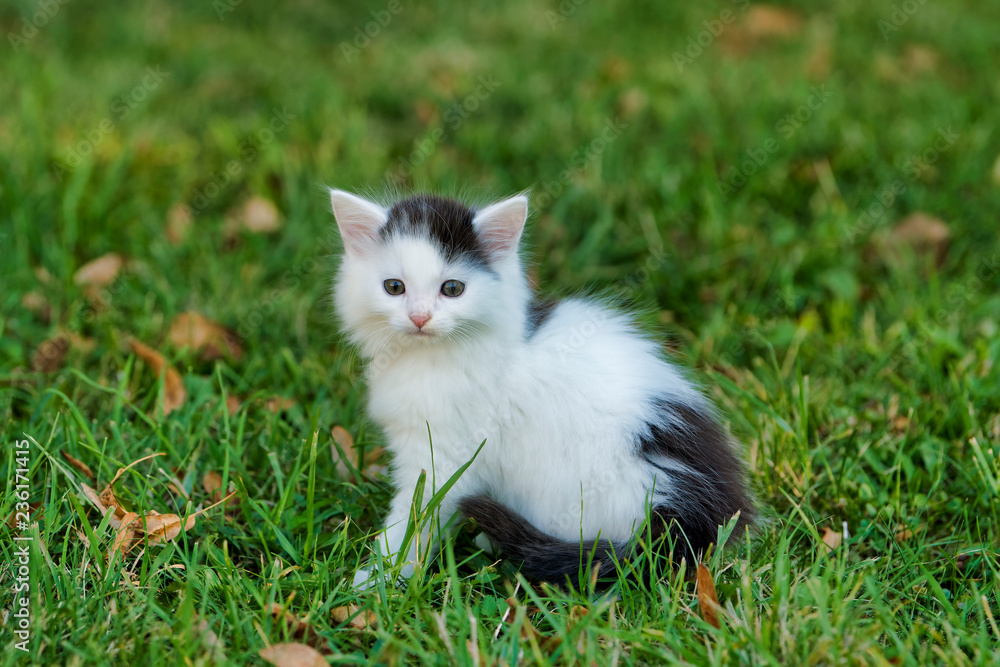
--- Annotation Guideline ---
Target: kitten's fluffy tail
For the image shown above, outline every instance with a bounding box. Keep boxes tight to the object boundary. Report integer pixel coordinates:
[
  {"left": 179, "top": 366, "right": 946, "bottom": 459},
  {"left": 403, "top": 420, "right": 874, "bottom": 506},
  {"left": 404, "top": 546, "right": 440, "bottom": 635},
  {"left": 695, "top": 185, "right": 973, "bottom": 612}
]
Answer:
[{"left": 459, "top": 495, "right": 628, "bottom": 584}]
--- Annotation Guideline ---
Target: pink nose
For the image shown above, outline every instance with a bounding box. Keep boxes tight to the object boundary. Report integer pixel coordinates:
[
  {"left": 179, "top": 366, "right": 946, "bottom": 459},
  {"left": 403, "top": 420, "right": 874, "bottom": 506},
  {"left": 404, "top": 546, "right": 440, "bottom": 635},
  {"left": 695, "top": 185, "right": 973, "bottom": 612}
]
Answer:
[{"left": 410, "top": 313, "right": 431, "bottom": 329}]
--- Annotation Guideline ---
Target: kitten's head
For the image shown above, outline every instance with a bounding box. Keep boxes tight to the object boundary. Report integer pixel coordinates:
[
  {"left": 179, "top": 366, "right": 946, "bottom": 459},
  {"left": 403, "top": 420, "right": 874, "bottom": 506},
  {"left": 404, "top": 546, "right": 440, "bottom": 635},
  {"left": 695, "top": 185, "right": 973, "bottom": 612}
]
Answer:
[{"left": 330, "top": 190, "right": 529, "bottom": 358}]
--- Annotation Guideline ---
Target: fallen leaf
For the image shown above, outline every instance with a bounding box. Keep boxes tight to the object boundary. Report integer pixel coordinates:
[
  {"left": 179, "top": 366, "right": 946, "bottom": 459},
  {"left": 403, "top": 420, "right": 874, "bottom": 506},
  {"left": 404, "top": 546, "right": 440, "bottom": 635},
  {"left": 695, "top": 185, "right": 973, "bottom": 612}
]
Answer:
[
  {"left": 820, "top": 527, "right": 843, "bottom": 553},
  {"left": 140, "top": 512, "right": 196, "bottom": 545},
  {"left": 108, "top": 512, "right": 141, "bottom": 561},
  {"left": 264, "top": 396, "right": 296, "bottom": 413},
  {"left": 226, "top": 196, "right": 282, "bottom": 236},
  {"left": 6, "top": 502, "right": 42, "bottom": 529},
  {"left": 259, "top": 643, "right": 327, "bottom": 667},
  {"left": 902, "top": 44, "right": 939, "bottom": 74},
  {"left": 331, "top": 605, "right": 376, "bottom": 633},
  {"left": 21, "top": 291, "right": 50, "bottom": 319},
  {"left": 202, "top": 471, "right": 241, "bottom": 508},
  {"left": 202, "top": 471, "right": 223, "bottom": 497},
  {"left": 887, "top": 212, "right": 950, "bottom": 266},
  {"left": 166, "top": 203, "right": 193, "bottom": 245},
  {"left": 696, "top": 563, "right": 722, "bottom": 629},
  {"left": 225, "top": 395, "right": 243, "bottom": 414},
  {"left": 894, "top": 525, "right": 914, "bottom": 542},
  {"left": 168, "top": 311, "right": 243, "bottom": 360},
  {"left": 74, "top": 253, "right": 123, "bottom": 287},
  {"left": 129, "top": 339, "right": 187, "bottom": 415},
  {"left": 267, "top": 604, "right": 325, "bottom": 650},
  {"left": 61, "top": 451, "right": 95, "bottom": 481},
  {"left": 331, "top": 426, "right": 358, "bottom": 479},
  {"left": 743, "top": 5, "right": 802, "bottom": 38},
  {"left": 31, "top": 335, "right": 70, "bottom": 372},
  {"left": 34, "top": 265, "right": 53, "bottom": 284}
]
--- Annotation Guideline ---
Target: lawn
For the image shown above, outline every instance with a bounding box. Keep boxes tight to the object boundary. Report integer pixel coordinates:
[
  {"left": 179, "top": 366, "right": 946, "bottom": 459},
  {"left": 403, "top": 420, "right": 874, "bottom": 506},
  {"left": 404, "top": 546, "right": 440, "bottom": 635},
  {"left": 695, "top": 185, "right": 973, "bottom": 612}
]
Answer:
[{"left": 2, "top": 0, "right": 999, "bottom": 664}]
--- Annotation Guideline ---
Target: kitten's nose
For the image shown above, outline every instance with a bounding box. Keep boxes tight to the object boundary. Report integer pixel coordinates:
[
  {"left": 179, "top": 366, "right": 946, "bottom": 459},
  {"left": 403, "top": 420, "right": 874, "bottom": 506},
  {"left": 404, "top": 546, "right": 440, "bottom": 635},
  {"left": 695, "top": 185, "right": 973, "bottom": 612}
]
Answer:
[{"left": 410, "top": 313, "right": 431, "bottom": 329}]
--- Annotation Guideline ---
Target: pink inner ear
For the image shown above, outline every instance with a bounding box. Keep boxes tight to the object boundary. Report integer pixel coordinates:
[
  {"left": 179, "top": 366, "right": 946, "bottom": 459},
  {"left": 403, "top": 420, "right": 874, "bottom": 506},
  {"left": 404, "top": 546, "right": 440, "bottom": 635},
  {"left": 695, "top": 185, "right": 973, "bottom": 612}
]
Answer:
[
  {"left": 330, "top": 189, "right": 387, "bottom": 254},
  {"left": 474, "top": 195, "right": 528, "bottom": 255}
]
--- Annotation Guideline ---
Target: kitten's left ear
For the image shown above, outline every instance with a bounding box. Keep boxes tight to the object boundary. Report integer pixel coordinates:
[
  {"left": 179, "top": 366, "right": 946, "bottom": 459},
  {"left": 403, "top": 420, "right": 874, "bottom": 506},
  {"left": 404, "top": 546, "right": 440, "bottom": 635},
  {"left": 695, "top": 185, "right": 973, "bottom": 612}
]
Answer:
[
  {"left": 330, "top": 189, "right": 387, "bottom": 256},
  {"left": 473, "top": 195, "right": 528, "bottom": 257}
]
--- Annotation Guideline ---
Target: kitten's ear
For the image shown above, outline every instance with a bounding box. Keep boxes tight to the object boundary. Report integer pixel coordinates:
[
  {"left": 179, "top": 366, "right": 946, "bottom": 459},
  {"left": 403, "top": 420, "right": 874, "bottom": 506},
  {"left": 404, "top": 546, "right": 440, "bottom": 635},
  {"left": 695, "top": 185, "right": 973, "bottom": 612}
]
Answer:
[
  {"left": 330, "top": 189, "right": 387, "bottom": 255},
  {"left": 472, "top": 195, "right": 528, "bottom": 257}
]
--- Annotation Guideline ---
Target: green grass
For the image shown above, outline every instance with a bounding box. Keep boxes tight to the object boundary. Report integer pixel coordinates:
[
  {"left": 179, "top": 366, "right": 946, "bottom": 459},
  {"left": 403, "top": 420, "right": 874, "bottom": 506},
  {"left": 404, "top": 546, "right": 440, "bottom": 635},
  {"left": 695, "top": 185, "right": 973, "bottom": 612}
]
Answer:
[{"left": 2, "top": 0, "right": 999, "bottom": 664}]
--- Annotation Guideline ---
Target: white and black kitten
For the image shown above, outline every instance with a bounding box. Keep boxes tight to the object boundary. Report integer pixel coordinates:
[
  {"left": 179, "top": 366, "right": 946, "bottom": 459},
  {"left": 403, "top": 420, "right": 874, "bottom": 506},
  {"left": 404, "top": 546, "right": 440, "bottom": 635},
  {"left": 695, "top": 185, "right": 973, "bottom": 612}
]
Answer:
[{"left": 330, "top": 189, "right": 754, "bottom": 587}]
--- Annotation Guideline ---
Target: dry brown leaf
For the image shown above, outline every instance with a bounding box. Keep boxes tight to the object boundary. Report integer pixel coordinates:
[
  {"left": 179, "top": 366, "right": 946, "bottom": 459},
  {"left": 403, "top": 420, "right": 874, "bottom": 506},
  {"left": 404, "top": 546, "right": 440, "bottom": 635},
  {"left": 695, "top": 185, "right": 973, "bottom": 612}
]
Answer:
[
  {"left": 259, "top": 643, "right": 327, "bottom": 667},
  {"left": 267, "top": 604, "right": 325, "bottom": 650},
  {"left": 226, "top": 196, "right": 282, "bottom": 235},
  {"left": 109, "top": 512, "right": 141, "bottom": 561},
  {"left": 61, "top": 451, "right": 95, "bottom": 481},
  {"left": 743, "top": 5, "right": 802, "bottom": 38},
  {"left": 202, "top": 471, "right": 241, "bottom": 508},
  {"left": 331, "top": 605, "right": 376, "bottom": 633},
  {"left": 902, "top": 44, "right": 939, "bottom": 74},
  {"left": 696, "top": 563, "right": 722, "bottom": 629},
  {"left": 888, "top": 212, "right": 951, "bottom": 266},
  {"left": 166, "top": 203, "right": 193, "bottom": 245},
  {"left": 129, "top": 339, "right": 187, "bottom": 415},
  {"left": 331, "top": 426, "right": 358, "bottom": 479},
  {"left": 202, "top": 471, "right": 224, "bottom": 497},
  {"left": 34, "top": 265, "right": 53, "bottom": 284},
  {"left": 74, "top": 253, "right": 124, "bottom": 287},
  {"left": 820, "top": 527, "right": 843, "bottom": 553},
  {"left": 31, "top": 335, "right": 70, "bottom": 372},
  {"left": 168, "top": 311, "right": 243, "bottom": 361},
  {"left": 894, "top": 525, "right": 914, "bottom": 542},
  {"left": 21, "top": 291, "right": 50, "bottom": 318},
  {"left": 140, "top": 512, "right": 196, "bottom": 545},
  {"left": 6, "top": 502, "right": 42, "bottom": 529},
  {"left": 264, "top": 396, "right": 296, "bottom": 413},
  {"left": 225, "top": 395, "right": 243, "bottom": 414}
]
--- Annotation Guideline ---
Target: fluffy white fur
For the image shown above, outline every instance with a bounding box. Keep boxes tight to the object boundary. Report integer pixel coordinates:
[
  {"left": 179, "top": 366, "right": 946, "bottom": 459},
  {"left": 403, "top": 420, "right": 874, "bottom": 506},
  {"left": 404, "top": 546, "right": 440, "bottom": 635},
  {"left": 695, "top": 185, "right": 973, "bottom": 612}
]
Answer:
[{"left": 331, "top": 189, "right": 709, "bottom": 587}]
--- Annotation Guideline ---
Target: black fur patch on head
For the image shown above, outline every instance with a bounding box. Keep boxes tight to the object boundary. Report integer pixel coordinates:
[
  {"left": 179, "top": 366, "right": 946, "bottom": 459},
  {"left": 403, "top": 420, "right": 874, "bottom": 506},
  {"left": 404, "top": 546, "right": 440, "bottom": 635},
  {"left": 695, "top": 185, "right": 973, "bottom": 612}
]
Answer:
[
  {"left": 381, "top": 195, "right": 490, "bottom": 267},
  {"left": 526, "top": 299, "right": 558, "bottom": 338},
  {"left": 640, "top": 399, "right": 755, "bottom": 564}
]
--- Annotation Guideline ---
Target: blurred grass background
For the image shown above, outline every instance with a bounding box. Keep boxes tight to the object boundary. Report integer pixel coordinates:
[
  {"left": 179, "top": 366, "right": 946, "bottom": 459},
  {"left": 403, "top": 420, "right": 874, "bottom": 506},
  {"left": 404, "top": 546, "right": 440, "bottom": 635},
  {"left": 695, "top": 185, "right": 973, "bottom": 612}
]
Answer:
[{"left": 2, "top": 0, "right": 999, "bottom": 664}]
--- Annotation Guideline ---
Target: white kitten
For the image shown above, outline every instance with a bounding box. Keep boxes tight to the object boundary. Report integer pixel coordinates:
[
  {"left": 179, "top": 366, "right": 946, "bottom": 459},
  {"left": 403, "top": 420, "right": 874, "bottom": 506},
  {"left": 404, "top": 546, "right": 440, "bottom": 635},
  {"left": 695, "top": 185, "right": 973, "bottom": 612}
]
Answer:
[{"left": 331, "top": 189, "right": 754, "bottom": 587}]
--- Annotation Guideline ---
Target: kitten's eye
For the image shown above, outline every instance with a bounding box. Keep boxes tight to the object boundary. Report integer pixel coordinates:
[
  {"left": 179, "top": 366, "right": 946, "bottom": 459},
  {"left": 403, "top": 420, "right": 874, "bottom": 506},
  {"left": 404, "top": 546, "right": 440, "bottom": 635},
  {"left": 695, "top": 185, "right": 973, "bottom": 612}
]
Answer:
[
  {"left": 441, "top": 280, "right": 465, "bottom": 297},
  {"left": 383, "top": 279, "right": 405, "bottom": 295}
]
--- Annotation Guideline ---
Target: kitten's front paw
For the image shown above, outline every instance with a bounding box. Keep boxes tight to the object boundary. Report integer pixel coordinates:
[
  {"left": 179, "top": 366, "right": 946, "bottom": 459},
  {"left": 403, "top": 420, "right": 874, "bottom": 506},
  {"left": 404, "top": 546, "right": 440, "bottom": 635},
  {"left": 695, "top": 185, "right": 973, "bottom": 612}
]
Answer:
[{"left": 474, "top": 532, "right": 497, "bottom": 555}]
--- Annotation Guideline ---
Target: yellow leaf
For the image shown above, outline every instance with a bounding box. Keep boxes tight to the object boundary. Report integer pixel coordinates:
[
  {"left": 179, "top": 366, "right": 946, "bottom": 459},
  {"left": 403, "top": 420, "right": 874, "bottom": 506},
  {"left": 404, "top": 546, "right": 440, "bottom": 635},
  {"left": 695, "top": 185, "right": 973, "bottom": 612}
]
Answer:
[
  {"left": 61, "top": 451, "right": 95, "bottom": 481},
  {"left": 168, "top": 311, "right": 243, "bottom": 360},
  {"left": 74, "top": 253, "right": 123, "bottom": 287},
  {"left": 129, "top": 339, "right": 187, "bottom": 415},
  {"left": 259, "top": 643, "right": 327, "bottom": 667},
  {"left": 696, "top": 563, "right": 722, "bottom": 629}
]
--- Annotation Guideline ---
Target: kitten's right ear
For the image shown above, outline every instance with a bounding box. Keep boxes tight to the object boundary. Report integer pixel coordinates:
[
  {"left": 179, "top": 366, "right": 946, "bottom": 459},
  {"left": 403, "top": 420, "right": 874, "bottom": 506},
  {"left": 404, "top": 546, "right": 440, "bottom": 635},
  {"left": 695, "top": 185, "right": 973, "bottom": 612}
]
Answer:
[{"left": 329, "top": 189, "right": 387, "bottom": 255}]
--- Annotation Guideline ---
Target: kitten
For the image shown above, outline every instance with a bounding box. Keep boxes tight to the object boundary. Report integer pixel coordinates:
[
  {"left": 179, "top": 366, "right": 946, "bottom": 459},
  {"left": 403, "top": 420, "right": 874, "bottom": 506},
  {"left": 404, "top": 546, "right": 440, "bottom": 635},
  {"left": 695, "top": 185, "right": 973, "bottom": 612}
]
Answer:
[{"left": 331, "top": 189, "right": 755, "bottom": 587}]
